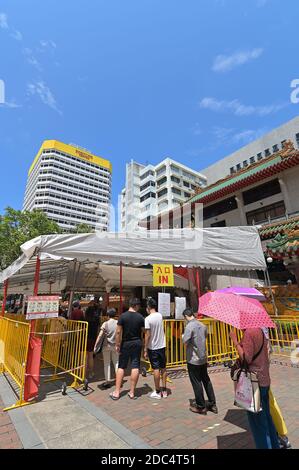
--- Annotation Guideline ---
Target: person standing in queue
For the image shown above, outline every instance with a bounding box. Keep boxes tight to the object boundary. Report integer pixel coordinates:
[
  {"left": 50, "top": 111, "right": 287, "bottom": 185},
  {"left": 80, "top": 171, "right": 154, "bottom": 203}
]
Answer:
[
  {"left": 144, "top": 298, "right": 168, "bottom": 399},
  {"left": 182, "top": 308, "right": 217, "bottom": 415},
  {"left": 110, "top": 298, "right": 144, "bottom": 400},
  {"left": 85, "top": 300, "right": 100, "bottom": 379}
]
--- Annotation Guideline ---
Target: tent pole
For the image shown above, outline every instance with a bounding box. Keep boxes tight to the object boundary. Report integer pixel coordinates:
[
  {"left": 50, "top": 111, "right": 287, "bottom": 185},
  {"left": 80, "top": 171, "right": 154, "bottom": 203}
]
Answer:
[
  {"left": 31, "top": 256, "right": 41, "bottom": 335},
  {"left": 196, "top": 267, "right": 203, "bottom": 318},
  {"left": 265, "top": 269, "right": 278, "bottom": 316},
  {"left": 67, "top": 260, "right": 80, "bottom": 318},
  {"left": 1, "top": 279, "right": 8, "bottom": 316},
  {"left": 120, "top": 261, "right": 123, "bottom": 315},
  {"left": 33, "top": 257, "right": 41, "bottom": 296}
]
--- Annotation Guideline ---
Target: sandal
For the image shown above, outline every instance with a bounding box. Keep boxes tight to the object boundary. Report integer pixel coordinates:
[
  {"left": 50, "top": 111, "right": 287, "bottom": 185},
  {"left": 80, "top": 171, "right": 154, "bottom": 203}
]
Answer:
[
  {"left": 109, "top": 392, "right": 120, "bottom": 401},
  {"left": 127, "top": 393, "right": 137, "bottom": 400}
]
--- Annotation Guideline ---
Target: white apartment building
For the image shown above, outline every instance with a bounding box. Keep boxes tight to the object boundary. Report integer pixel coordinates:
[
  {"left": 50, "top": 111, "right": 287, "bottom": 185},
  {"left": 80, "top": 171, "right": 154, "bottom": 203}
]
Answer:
[
  {"left": 23, "top": 140, "right": 112, "bottom": 232},
  {"left": 201, "top": 116, "right": 299, "bottom": 184},
  {"left": 121, "top": 157, "right": 207, "bottom": 232}
]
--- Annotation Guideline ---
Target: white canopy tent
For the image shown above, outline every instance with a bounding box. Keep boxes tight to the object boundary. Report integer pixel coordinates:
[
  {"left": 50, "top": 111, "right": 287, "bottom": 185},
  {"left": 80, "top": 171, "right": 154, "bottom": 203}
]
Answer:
[{"left": 0, "top": 227, "right": 267, "bottom": 284}]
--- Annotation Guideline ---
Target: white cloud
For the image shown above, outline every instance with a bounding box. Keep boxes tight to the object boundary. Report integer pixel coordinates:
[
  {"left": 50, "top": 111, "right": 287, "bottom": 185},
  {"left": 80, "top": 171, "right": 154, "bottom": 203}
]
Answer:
[
  {"left": 231, "top": 128, "right": 266, "bottom": 144},
  {"left": 192, "top": 122, "right": 202, "bottom": 136},
  {"left": 0, "top": 12, "right": 8, "bottom": 29},
  {"left": 11, "top": 29, "right": 23, "bottom": 41},
  {"left": 39, "top": 39, "right": 57, "bottom": 50},
  {"left": 212, "top": 48, "right": 263, "bottom": 72},
  {"left": 199, "top": 97, "right": 286, "bottom": 116},
  {"left": 23, "top": 48, "right": 42, "bottom": 71},
  {"left": 27, "top": 81, "right": 62, "bottom": 114}
]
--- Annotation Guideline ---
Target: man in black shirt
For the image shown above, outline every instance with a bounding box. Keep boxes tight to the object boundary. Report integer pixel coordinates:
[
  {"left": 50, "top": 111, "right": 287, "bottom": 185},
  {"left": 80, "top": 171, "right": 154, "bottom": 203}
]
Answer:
[{"left": 110, "top": 298, "right": 144, "bottom": 400}]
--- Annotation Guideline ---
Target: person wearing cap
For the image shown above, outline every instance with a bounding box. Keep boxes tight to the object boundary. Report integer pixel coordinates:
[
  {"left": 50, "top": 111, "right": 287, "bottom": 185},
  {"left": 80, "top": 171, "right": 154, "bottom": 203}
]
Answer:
[{"left": 110, "top": 298, "right": 145, "bottom": 400}]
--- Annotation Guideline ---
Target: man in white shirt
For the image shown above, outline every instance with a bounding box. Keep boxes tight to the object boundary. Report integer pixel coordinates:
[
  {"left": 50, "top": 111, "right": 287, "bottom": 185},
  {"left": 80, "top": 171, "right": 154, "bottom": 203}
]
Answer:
[{"left": 144, "top": 297, "right": 167, "bottom": 399}]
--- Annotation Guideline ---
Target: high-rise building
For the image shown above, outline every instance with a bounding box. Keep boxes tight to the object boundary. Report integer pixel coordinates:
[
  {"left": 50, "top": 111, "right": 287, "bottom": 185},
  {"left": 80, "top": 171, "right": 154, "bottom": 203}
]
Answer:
[
  {"left": 120, "top": 157, "right": 207, "bottom": 232},
  {"left": 23, "top": 140, "right": 112, "bottom": 231}
]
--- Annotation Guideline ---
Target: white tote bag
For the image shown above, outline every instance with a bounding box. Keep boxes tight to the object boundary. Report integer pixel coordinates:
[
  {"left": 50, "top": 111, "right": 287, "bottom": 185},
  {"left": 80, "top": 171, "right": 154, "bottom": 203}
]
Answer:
[{"left": 233, "top": 369, "right": 262, "bottom": 413}]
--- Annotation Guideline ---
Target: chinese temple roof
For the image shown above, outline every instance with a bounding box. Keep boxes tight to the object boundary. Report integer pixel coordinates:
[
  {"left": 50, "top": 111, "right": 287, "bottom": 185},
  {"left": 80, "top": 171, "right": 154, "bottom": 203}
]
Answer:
[
  {"left": 259, "top": 215, "right": 299, "bottom": 239},
  {"left": 267, "top": 229, "right": 299, "bottom": 259},
  {"left": 189, "top": 141, "right": 299, "bottom": 204}
]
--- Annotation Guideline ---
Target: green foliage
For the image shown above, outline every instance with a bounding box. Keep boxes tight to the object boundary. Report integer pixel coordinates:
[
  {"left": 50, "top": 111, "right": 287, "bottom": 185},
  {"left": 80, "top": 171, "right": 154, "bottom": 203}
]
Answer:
[
  {"left": 70, "top": 223, "right": 94, "bottom": 234},
  {"left": 0, "top": 207, "right": 62, "bottom": 270}
]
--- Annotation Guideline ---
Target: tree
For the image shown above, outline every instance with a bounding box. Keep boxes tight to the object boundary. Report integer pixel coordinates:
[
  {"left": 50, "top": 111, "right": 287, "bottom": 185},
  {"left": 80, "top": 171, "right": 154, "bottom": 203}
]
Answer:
[
  {"left": 70, "top": 223, "right": 94, "bottom": 234},
  {"left": 0, "top": 207, "right": 62, "bottom": 270}
]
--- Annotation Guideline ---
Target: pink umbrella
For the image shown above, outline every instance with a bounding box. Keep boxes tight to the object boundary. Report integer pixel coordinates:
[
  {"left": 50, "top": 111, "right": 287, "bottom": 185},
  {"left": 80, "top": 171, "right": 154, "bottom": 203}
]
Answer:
[
  {"left": 216, "top": 286, "right": 266, "bottom": 302},
  {"left": 198, "top": 292, "right": 276, "bottom": 330}
]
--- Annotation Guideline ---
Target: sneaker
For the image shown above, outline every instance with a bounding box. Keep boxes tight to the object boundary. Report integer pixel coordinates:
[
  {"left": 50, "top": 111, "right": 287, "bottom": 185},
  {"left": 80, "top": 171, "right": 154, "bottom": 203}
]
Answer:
[
  {"left": 161, "top": 390, "right": 168, "bottom": 398},
  {"left": 189, "top": 405, "right": 207, "bottom": 415},
  {"left": 278, "top": 435, "right": 292, "bottom": 449},
  {"left": 149, "top": 391, "right": 162, "bottom": 400}
]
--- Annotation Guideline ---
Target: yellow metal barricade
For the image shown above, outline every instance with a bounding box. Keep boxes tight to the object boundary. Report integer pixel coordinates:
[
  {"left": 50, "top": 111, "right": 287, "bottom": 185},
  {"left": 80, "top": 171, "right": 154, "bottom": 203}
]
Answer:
[
  {"left": 269, "top": 318, "right": 299, "bottom": 357},
  {"left": 34, "top": 318, "right": 88, "bottom": 387},
  {"left": 0, "top": 317, "right": 31, "bottom": 411}
]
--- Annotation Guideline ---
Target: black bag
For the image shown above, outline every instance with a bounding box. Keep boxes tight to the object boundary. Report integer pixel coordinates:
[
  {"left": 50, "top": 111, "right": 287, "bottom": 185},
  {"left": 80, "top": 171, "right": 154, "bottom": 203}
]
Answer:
[{"left": 93, "top": 332, "right": 106, "bottom": 356}]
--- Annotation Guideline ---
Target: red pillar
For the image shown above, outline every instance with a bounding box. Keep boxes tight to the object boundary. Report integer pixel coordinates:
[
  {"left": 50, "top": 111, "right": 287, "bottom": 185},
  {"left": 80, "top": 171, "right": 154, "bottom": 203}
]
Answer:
[
  {"left": 31, "top": 257, "right": 41, "bottom": 334},
  {"left": 196, "top": 267, "right": 203, "bottom": 318},
  {"left": 1, "top": 279, "right": 8, "bottom": 316},
  {"left": 119, "top": 261, "right": 123, "bottom": 315},
  {"left": 33, "top": 257, "right": 41, "bottom": 296}
]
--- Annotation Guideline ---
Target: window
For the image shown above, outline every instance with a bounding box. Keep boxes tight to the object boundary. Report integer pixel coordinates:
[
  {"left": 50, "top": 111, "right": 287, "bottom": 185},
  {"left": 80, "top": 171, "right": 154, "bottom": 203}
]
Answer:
[
  {"left": 236, "top": 163, "right": 241, "bottom": 171},
  {"left": 203, "top": 196, "right": 238, "bottom": 220},
  {"left": 183, "top": 181, "right": 190, "bottom": 188},
  {"left": 157, "top": 188, "right": 168, "bottom": 198},
  {"left": 211, "top": 220, "right": 226, "bottom": 227},
  {"left": 281, "top": 140, "right": 286, "bottom": 148},
  {"left": 140, "top": 180, "right": 155, "bottom": 192},
  {"left": 230, "top": 167, "right": 235, "bottom": 175},
  {"left": 246, "top": 201, "right": 286, "bottom": 225},
  {"left": 272, "top": 144, "right": 279, "bottom": 153},
  {"left": 265, "top": 148, "right": 271, "bottom": 157},
  {"left": 250, "top": 157, "right": 255, "bottom": 164},
  {"left": 242, "top": 179, "right": 281, "bottom": 205},
  {"left": 191, "top": 184, "right": 196, "bottom": 190},
  {"left": 140, "top": 170, "right": 154, "bottom": 180},
  {"left": 156, "top": 166, "right": 166, "bottom": 177},
  {"left": 156, "top": 176, "right": 167, "bottom": 187},
  {"left": 172, "top": 187, "right": 181, "bottom": 195},
  {"left": 243, "top": 160, "right": 248, "bottom": 168},
  {"left": 170, "top": 165, "right": 180, "bottom": 174},
  {"left": 140, "top": 192, "right": 156, "bottom": 202},
  {"left": 184, "top": 192, "right": 190, "bottom": 198},
  {"left": 171, "top": 176, "right": 180, "bottom": 184},
  {"left": 296, "top": 133, "right": 299, "bottom": 148},
  {"left": 257, "top": 153, "right": 263, "bottom": 160}
]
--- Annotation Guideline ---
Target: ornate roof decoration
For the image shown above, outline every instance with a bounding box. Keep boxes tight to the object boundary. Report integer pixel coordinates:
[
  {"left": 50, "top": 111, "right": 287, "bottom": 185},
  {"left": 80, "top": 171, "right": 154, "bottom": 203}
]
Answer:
[
  {"left": 259, "top": 215, "right": 299, "bottom": 239},
  {"left": 267, "top": 228, "right": 299, "bottom": 259}
]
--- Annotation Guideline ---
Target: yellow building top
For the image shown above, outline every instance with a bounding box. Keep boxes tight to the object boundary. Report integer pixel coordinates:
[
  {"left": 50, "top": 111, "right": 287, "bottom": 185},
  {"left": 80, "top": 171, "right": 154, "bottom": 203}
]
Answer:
[{"left": 29, "top": 140, "right": 112, "bottom": 175}]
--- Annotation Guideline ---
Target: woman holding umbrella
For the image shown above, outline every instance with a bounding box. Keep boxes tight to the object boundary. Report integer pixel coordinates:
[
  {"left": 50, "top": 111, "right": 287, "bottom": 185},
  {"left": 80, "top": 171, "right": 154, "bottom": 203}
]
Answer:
[
  {"left": 229, "top": 328, "right": 279, "bottom": 449},
  {"left": 198, "top": 291, "right": 280, "bottom": 449}
]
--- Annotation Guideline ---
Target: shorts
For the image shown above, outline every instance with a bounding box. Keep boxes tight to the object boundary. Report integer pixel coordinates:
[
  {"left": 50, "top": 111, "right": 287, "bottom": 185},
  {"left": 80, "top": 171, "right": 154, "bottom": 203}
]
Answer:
[
  {"left": 118, "top": 340, "right": 142, "bottom": 370},
  {"left": 87, "top": 338, "right": 96, "bottom": 352},
  {"left": 148, "top": 347, "right": 166, "bottom": 370}
]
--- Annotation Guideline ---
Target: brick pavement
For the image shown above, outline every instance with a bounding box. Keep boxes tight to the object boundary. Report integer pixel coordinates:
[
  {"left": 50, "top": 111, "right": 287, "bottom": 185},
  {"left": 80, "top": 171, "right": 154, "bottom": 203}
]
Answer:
[
  {"left": 0, "top": 398, "right": 23, "bottom": 449},
  {"left": 83, "top": 359, "right": 299, "bottom": 449}
]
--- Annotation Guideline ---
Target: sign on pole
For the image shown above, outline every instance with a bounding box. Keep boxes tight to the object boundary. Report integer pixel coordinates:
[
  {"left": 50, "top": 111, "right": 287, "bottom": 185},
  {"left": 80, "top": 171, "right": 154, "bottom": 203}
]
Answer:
[
  {"left": 175, "top": 297, "right": 186, "bottom": 319},
  {"left": 26, "top": 296, "right": 59, "bottom": 320},
  {"left": 153, "top": 264, "right": 174, "bottom": 287},
  {"left": 158, "top": 292, "right": 171, "bottom": 317}
]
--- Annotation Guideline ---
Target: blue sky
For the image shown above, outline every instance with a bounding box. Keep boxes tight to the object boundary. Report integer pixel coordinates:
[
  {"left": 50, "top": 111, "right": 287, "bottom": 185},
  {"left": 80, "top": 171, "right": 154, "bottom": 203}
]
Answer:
[{"left": 0, "top": 0, "right": 299, "bottom": 215}]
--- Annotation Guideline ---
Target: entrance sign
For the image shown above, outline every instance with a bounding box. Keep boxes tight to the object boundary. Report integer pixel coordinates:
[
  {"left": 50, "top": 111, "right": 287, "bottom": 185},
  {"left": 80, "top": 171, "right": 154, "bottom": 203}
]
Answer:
[
  {"left": 153, "top": 264, "right": 174, "bottom": 287},
  {"left": 158, "top": 293, "right": 171, "bottom": 317},
  {"left": 26, "top": 295, "right": 59, "bottom": 320}
]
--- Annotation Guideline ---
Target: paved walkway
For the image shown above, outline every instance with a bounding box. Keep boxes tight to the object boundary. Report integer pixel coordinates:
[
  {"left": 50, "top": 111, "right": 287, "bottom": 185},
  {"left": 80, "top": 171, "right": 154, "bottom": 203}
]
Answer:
[
  {"left": 84, "top": 357, "right": 299, "bottom": 449},
  {"left": 0, "top": 358, "right": 298, "bottom": 449}
]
